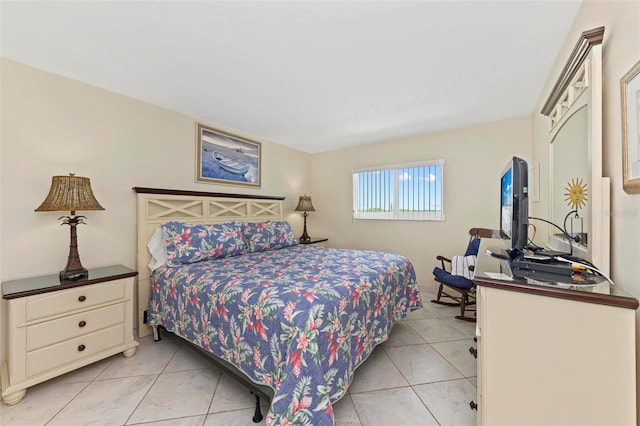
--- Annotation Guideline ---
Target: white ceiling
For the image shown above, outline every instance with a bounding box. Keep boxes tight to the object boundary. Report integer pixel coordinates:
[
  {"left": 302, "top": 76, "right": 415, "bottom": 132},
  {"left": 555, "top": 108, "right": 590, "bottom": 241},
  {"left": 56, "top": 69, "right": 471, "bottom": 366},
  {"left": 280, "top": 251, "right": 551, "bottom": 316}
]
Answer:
[{"left": 1, "top": 1, "right": 582, "bottom": 153}]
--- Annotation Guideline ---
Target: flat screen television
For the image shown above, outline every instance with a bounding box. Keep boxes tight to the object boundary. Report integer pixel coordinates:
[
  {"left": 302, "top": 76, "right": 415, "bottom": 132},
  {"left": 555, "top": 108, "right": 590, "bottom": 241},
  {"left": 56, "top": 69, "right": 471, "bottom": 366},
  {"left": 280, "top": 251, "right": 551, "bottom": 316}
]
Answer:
[{"left": 500, "top": 156, "right": 529, "bottom": 258}]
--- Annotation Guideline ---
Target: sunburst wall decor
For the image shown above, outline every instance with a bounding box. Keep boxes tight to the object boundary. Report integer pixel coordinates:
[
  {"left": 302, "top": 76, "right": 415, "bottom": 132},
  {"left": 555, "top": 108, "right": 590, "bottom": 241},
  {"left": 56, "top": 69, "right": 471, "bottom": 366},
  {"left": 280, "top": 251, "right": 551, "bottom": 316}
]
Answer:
[{"left": 565, "top": 178, "right": 588, "bottom": 210}]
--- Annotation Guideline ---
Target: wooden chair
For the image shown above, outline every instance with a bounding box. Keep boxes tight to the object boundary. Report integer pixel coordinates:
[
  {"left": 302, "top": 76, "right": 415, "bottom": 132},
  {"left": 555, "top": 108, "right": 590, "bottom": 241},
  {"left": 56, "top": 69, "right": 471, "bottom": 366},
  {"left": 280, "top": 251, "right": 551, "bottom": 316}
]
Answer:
[{"left": 431, "top": 228, "right": 502, "bottom": 321}]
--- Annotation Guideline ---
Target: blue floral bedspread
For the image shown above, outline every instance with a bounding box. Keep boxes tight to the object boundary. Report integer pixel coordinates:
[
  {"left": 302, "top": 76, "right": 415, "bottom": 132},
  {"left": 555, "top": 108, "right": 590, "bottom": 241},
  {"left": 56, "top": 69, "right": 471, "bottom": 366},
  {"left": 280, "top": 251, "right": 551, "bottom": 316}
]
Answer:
[{"left": 148, "top": 245, "right": 422, "bottom": 425}]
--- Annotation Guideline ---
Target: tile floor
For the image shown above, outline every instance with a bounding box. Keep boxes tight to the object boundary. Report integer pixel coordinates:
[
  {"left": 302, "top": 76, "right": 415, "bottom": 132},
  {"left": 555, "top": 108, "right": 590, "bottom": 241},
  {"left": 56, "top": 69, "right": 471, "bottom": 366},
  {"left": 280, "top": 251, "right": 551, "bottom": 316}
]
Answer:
[{"left": 0, "top": 287, "right": 478, "bottom": 425}]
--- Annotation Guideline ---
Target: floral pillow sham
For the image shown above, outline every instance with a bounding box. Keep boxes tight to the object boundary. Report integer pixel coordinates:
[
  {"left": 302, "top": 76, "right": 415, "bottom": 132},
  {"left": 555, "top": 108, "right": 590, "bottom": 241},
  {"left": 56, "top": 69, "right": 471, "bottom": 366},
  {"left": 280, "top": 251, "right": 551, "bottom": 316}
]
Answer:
[
  {"left": 244, "top": 220, "right": 298, "bottom": 253},
  {"left": 162, "top": 221, "right": 247, "bottom": 267}
]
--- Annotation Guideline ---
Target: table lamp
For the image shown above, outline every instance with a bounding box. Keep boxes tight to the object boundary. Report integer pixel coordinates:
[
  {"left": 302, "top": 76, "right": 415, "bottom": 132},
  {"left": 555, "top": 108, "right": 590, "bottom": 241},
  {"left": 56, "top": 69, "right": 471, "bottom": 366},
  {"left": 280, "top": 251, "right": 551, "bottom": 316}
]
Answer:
[
  {"left": 35, "top": 173, "right": 105, "bottom": 282},
  {"left": 294, "top": 195, "right": 315, "bottom": 243}
]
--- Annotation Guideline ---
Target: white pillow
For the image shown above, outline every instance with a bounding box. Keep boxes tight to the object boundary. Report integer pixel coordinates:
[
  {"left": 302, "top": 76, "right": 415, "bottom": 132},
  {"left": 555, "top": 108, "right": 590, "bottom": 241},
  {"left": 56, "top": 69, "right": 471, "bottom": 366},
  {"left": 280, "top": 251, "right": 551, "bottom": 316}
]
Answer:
[{"left": 147, "top": 227, "right": 168, "bottom": 271}]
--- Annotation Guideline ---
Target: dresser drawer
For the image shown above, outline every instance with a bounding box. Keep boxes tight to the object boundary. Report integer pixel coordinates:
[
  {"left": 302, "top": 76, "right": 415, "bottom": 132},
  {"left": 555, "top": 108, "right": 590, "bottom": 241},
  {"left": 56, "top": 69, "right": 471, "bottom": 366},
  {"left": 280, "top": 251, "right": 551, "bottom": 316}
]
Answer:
[
  {"left": 26, "top": 324, "right": 125, "bottom": 377},
  {"left": 26, "top": 303, "right": 125, "bottom": 352},
  {"left": 25, "top": 280, "right": 126, "bottom": 321}
]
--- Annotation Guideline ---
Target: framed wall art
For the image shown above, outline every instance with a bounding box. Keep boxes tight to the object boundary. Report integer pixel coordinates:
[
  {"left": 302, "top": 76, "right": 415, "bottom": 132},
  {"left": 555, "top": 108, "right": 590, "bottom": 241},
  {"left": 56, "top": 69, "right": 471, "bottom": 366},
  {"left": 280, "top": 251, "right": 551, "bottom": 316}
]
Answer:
[
  {"left": 621, "top": 59, "right": 640, "bottom": 194},
  {"left": 196, "top": 123, "right": 261, "bottom": 188}
]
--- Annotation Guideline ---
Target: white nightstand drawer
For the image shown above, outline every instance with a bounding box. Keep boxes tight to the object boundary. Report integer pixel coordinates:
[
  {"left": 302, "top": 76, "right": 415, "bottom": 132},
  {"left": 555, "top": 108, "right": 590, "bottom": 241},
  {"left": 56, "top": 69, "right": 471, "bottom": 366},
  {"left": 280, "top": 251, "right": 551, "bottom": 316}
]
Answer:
[
  {"left": 26, "top": 303, "right": 125, "bottom": 352},
  {"left": 25, "top": 280, "right": 126, "bottom": 321},
  {"left": 26, "top": 323, "right": 125, "bottom": 377}
]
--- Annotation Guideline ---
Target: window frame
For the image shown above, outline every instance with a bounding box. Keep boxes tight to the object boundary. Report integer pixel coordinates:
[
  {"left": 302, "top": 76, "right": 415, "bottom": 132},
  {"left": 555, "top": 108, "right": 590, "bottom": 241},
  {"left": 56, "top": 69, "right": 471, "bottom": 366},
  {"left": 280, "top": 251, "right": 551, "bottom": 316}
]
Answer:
[{"left": 352, "top": 159, "right": 445, "bottom": 221}]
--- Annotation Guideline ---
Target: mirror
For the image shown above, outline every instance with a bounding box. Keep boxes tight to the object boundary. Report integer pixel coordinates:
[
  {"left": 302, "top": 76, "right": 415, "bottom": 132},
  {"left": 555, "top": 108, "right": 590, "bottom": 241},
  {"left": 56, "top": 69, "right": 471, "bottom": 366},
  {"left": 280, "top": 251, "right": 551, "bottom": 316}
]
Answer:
[
  {"left": 542, "top": 26, "right": 610, "bottom": 273},
  {"left": 551, "top": 106, "right": 589, "bottom": 252}
]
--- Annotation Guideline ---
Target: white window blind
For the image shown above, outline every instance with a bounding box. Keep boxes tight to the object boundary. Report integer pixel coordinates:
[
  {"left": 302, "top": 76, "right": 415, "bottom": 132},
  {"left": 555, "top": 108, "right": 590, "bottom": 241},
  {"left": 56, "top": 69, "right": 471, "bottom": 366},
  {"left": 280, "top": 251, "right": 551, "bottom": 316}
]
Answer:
[{"left": 352, "top": 160, "right": 444, "bottom": 221}]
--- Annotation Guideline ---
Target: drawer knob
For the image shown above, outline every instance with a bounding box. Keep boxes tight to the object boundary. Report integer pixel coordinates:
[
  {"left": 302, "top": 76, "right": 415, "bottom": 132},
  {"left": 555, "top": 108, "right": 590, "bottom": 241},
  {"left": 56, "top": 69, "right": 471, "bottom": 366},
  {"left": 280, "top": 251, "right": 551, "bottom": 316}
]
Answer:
[
  {"left": 469, "top": 346, "right": 478, "bottom": 358},
  {"left": 78, "top": 321, "right": 87, "bottom": 328},
  {"left": 470, "top": 401, "right": 478, "bottom": 411},
  {"left": 78, "top": 344, "right": 86, "bottom": 352},
  {"left": 78, "top": 295, "right": 86, "bottom": 302}
]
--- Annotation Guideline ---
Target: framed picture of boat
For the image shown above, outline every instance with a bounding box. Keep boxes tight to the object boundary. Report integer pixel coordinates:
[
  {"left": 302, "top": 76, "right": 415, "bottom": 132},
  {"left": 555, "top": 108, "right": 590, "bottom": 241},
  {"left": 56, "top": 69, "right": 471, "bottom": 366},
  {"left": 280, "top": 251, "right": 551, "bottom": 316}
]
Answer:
[{"left": 196, "top": 123, "right": 261, "bottom": 188}]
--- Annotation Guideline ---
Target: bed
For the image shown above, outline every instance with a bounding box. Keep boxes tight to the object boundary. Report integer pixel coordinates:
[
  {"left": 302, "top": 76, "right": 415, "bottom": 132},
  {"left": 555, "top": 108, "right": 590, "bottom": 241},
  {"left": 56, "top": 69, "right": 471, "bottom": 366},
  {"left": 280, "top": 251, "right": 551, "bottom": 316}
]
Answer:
[{"left": 134, "top": 188, "right": 422, "bottom": 425}]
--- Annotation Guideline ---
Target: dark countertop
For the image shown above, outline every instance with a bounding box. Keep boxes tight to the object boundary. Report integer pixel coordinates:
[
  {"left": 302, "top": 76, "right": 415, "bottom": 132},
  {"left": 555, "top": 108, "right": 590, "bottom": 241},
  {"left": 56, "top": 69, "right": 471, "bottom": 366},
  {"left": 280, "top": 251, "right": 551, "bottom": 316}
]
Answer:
[
  {"left": 473, "top": 240, "right": 638, "bottom": 310},
  {"left": 2, "top": 265, "right": 138, "bottom": 300}
]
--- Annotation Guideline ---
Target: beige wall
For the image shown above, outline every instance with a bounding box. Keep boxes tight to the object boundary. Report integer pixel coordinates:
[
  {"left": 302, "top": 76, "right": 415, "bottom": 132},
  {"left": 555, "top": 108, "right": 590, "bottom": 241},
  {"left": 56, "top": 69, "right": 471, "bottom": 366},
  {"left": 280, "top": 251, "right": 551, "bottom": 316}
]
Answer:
[
  {"left": 0, "top": 58, "right": 312, "bottom": 359},
  {"left": 530, "top": 0, "right": 640, "bottom": 412},
  {"left": 310, "top": 116, "right": 532, "bottom": 287}
]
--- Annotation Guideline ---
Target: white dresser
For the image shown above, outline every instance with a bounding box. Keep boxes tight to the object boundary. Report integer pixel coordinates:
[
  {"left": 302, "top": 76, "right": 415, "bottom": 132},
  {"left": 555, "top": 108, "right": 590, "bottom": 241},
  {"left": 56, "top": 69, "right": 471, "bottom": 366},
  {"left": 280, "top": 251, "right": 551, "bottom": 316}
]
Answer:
[
  {"left": 1, "top": 265, "right": 139, "bottom": 405},
  {"left": 472, "top": 241, "right": 638, "bottom": 425}
]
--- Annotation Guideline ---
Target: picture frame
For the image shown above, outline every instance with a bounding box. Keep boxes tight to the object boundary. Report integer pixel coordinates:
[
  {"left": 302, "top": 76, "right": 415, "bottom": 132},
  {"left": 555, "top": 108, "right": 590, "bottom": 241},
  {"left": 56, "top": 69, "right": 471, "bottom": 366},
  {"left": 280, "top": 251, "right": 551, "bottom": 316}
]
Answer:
[
  {"left": 621, "top": 59, "right": 640, "bottom": 194},
  {"left": 196, "top": 123, "right": 261, "bottom": 188}
]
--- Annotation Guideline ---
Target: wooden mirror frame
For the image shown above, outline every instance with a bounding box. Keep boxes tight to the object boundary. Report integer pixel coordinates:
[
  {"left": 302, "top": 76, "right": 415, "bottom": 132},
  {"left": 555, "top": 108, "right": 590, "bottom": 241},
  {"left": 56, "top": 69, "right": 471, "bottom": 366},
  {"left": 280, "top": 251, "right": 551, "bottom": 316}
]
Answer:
[{"left": 541, "top": 26, "right": 610, "bottom": 274}]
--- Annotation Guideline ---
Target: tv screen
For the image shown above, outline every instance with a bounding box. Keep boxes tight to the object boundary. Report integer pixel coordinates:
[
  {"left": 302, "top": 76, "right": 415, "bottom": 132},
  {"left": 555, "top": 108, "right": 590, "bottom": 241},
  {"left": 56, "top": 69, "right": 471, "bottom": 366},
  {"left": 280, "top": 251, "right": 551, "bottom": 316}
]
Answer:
[
  {"left": 500, "top": 157, "right": 529, "bottom": 257},
  {"left": 500, "top": 167, "right": 513, "bottom": 239}
]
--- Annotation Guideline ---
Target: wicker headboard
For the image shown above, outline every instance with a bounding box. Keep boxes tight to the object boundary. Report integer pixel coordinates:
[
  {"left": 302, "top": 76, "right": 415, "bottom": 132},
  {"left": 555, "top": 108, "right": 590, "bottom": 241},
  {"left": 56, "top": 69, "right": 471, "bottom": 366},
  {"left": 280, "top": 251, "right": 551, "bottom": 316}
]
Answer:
[{"left": 133, "top": 187, "right": 285, "bottom": 338}]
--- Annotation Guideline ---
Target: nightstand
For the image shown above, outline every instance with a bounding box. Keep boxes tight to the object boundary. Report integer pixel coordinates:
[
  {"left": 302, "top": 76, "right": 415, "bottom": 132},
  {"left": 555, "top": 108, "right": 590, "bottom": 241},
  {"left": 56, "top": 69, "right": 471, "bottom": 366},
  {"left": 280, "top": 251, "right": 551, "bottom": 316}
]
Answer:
[
  {"left": 299, "top": 238, "right": 328, "bottom": 247},
  {"left": 1, "top": 265, "right": 139, "bottom": 405}
]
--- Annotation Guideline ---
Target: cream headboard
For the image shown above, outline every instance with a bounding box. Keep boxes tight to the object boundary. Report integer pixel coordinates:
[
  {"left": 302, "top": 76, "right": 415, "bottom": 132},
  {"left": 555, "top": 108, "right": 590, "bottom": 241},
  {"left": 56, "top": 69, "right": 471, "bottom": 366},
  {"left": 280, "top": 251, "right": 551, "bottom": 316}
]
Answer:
[{"left": 134, "top": 187, "right": 285, "bottom": 338}]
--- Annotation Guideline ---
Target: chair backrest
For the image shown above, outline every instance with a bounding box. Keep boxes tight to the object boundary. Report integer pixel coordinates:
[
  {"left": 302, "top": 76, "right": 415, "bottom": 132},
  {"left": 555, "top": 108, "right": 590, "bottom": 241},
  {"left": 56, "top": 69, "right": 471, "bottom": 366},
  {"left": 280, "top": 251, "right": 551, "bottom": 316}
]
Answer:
[
  {"left": 464, "top": 228, "right": 502, "bottom": 256},
  {"left": 469, "top": 228, "right": 502, "bottom": 239}
]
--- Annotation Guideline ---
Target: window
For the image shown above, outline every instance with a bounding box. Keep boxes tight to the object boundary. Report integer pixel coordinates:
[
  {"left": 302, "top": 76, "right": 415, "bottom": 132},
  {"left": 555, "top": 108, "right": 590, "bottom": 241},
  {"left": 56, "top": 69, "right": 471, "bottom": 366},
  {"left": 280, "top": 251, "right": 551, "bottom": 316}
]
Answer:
[{"left": 352, "top": 160, "right": 444, "bottom": 221}]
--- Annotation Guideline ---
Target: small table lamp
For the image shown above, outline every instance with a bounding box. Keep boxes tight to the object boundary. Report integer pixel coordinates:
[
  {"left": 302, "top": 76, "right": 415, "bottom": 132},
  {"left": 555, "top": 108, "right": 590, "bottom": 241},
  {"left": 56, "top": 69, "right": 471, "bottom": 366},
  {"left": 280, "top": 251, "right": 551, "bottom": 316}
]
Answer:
[
  {"left": 35, "top": 173, "right": 105, "bottom": 282},
  {"left": 294, "top": 195, "right": 315, "bottom": 243}
]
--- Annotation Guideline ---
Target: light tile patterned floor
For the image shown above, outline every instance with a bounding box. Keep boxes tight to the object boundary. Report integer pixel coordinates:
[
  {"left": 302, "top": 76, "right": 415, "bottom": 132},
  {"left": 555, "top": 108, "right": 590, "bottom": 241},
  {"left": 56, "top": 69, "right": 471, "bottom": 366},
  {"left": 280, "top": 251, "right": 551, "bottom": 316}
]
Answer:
[{"left": 0, "top": 287, "right": 478, "bottom": 425}]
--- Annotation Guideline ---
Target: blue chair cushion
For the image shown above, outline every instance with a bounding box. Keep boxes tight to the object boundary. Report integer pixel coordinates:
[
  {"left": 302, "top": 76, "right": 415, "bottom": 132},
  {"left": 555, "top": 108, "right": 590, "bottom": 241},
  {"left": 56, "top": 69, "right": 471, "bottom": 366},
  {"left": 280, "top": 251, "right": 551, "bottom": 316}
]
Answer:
[
  {"left": 433, "top": 267, "right": 474, "bottom": 290},
  {"left": 464, "top": 238, "right": 481, "bottom": 257}
]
